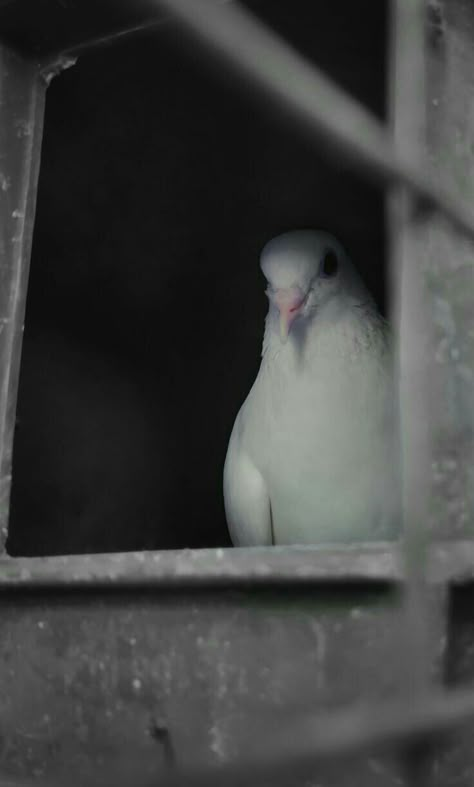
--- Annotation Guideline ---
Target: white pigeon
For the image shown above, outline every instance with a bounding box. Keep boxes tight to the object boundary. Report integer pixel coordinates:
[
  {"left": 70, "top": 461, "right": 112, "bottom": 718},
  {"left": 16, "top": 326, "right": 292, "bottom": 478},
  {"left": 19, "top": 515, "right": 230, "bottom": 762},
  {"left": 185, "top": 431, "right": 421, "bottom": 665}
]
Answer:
[{"left": 223, "top": 230, "right": 399, "bottom": 546}]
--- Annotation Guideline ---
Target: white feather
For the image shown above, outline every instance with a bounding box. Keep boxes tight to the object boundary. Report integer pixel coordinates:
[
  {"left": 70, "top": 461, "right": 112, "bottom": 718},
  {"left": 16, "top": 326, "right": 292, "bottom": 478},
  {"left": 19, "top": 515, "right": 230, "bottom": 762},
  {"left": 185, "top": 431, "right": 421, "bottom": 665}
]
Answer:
[{"left": 224, "top": 230, "right": 399, "bottom": 545}]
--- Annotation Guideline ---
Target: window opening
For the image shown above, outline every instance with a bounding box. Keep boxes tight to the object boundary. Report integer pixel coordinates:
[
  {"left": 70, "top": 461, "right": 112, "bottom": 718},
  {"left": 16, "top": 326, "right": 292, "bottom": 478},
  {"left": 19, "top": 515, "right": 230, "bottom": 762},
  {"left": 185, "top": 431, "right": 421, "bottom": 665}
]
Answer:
[{"left": 8, "top": 1, "right": 388, "bottom": 556}]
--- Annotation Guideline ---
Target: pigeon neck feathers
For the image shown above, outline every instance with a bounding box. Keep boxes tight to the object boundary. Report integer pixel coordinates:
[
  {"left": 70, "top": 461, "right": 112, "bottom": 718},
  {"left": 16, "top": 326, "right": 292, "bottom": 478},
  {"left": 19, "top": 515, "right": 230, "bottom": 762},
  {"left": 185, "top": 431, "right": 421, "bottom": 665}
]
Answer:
[{"left": 262, "top": 290, "right": 385, "bottom": 368}]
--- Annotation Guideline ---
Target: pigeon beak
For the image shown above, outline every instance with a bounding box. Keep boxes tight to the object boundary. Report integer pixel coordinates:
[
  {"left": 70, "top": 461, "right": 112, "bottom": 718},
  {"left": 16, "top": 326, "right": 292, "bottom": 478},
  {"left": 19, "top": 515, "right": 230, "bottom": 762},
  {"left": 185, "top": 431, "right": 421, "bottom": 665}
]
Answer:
[{"left": 274, "top": 287, "right": 306, "bottom": 343}]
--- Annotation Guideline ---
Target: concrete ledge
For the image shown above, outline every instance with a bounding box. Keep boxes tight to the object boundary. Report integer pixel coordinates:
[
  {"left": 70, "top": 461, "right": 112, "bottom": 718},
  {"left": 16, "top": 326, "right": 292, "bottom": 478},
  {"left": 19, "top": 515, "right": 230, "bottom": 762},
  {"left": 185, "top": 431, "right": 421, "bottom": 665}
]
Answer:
[{"left": 0, "top": 541, "right": 472, "bottom": 588}]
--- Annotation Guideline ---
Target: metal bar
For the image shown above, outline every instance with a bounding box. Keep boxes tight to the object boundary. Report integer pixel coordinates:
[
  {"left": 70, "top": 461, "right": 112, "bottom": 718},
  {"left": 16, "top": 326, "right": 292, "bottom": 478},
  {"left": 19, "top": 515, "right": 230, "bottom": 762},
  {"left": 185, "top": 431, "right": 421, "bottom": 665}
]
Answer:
[
  {"left": 388, "top": 2, "right": 439, "bottom": 783},
  {"left": 0, "top": 46, "right": 46, "bottom": 551},
  {"left": 150, "top": 0, "right": 474, "bottom": 243},
  {"left": 389, "top": 0, "right": 434, "bottom": 693},
  {"left": 200, "top": 685, "right": 474, "bottom": 772}
]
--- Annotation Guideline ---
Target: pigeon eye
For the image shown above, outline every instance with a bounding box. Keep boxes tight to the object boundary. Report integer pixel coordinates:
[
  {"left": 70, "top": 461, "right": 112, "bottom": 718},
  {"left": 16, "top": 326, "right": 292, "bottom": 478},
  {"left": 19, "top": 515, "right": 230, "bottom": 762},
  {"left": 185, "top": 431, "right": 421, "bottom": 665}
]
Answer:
[{"left": 321, "top": 251, "right": 338, "bottom": 278}]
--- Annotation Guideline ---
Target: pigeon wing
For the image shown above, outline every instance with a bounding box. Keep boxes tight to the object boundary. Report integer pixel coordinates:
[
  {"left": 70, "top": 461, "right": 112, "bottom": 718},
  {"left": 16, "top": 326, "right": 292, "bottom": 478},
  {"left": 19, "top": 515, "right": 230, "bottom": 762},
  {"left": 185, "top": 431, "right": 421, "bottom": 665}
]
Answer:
[{"left": 223, "top": 417, "right": 272, "bottom": 546}]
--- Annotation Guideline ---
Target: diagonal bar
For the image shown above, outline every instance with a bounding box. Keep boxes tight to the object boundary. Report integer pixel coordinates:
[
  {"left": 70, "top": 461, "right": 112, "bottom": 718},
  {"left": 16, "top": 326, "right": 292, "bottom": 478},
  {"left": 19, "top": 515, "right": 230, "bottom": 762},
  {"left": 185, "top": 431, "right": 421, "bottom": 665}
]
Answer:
[{"left": 151, "top": 0, "right": 474, "bottom": 243}]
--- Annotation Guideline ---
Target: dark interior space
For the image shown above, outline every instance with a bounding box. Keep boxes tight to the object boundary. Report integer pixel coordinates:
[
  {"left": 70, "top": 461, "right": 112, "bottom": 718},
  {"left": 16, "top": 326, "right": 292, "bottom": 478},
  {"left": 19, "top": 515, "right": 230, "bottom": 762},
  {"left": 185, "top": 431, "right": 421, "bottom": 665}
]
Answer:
[{"left": 7, "top": 0, "right": 388, "bottom": 555}]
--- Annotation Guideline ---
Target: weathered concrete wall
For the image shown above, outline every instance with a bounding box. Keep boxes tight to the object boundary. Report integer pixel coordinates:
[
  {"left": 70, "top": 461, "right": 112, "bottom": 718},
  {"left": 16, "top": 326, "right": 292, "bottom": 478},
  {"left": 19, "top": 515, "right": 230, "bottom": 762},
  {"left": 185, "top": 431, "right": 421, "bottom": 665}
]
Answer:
[
  {"left": 0, "top": 583, "right": 407, "bottom": 786},
  {"left": 0, "top": 543, "right": 454, "bottom": 787}
]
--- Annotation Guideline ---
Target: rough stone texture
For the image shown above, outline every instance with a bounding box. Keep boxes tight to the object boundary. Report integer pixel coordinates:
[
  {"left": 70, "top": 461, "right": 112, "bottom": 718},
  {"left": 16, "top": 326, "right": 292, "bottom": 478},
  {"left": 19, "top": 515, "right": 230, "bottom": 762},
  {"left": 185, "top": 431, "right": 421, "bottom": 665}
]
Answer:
[
  {"left": 0, "top": 544, "right": 451, "bottom": 787},
  {"left": 0, "top": 582, "right": 411, "bottom": 786}
]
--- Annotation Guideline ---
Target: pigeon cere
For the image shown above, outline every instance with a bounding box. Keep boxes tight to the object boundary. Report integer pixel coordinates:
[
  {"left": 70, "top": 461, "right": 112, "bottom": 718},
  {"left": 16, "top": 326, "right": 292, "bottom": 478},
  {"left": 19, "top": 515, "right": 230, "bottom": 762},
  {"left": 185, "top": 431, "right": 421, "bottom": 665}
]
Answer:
[{"left": 224, "top": 230, "right": 399, "bottom": 545}]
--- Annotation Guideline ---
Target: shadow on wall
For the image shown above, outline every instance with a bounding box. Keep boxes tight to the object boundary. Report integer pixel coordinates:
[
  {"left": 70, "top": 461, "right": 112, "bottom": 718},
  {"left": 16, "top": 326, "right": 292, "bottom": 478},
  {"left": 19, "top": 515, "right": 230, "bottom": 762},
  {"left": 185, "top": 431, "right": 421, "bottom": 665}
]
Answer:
[{"left": 8, "top": 0, "right": 387, "bottom": 555}]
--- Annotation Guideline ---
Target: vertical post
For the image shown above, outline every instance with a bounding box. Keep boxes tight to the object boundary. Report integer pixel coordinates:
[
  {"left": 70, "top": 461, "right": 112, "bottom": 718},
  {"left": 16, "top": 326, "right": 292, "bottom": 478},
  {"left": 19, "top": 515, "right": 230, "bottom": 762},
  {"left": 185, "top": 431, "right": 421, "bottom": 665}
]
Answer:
[
  {"left": 389, "top": 15, "right": 441, "bottom": 779},
  {"left": 0, "top": 45, "right": 46, "bottom": 552},
  {"left": 388, "top": 0, "right": 441, "bottom": 782},
  {"left": 388, "top": 0, "right": 433, "bottom": 693}
]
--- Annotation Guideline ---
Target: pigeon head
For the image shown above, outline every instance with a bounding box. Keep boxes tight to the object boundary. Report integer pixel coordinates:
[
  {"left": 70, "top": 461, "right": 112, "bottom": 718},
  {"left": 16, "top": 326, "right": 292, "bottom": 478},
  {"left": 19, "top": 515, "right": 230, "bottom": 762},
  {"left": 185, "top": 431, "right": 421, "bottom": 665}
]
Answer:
[{"left": 260, "top": 230, "right": 368, "bottom": 343}]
